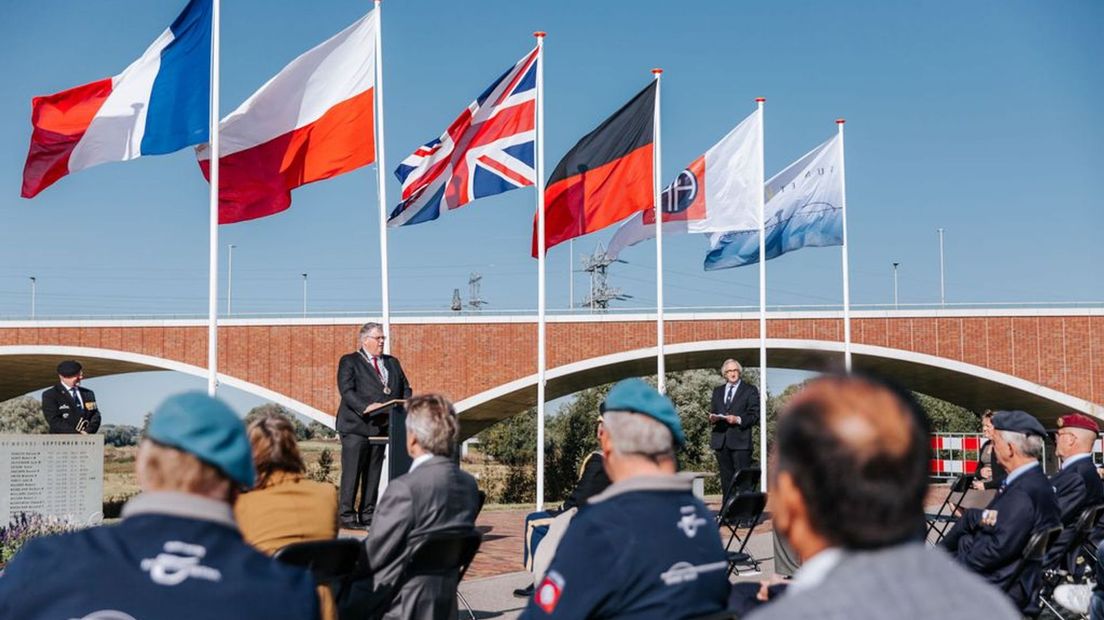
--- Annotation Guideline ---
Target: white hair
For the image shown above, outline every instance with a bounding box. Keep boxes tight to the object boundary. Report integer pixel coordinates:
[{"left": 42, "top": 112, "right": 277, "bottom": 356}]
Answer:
[
  {"left": 601, "top": 411, "right": 674, "bottom": 458},
  {"left": 999, "top": 430, "right": 1044, "bottom": 460}
]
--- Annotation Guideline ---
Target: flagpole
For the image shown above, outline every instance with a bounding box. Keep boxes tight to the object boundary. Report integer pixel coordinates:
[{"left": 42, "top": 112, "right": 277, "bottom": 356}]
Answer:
[
  {"left": 837, "top": 119, "right": 852, "bottom": 372},
  {"left": 652, "top": 68, "right": 665, "bottom": 394},
  {"left": 206, "top": 0, "right": 221, "bottom": 396},
  {"left": 374, "top": 0, "right": 392, "bottom": 352},
  {"left": 534, "top": 31, "right": 547, "bottom": 511},
  {"left": 755, "top": 97, "right": 766, "bottom": 491}
]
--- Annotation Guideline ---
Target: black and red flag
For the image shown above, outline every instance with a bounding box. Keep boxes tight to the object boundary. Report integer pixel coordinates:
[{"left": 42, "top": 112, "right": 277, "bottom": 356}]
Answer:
[{"left": 532, "top": 81, "right": 656, "bottom": 256}]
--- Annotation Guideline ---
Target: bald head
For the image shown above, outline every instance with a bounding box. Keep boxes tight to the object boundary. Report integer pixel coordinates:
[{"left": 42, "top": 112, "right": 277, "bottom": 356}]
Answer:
[{"left": 775, "top": 375, "right": 930, "bottom": 550}]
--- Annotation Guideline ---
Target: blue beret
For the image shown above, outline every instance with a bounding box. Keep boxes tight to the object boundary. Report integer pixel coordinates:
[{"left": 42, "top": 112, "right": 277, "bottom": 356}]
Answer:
[
  {"left": 601, "top": 378, "right": 685, "bottom": 447},
  {"left": 147, "top": 392, "right": 255, "bottom": 488},
  {"left": 992, "top": 410, "right": 1047, "bottom": 438}
]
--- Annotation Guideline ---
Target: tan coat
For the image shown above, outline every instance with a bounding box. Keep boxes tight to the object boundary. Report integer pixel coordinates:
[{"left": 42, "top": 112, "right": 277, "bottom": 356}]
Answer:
[{"left": 235, "top": 471, "right": 339, "bottom": 620}]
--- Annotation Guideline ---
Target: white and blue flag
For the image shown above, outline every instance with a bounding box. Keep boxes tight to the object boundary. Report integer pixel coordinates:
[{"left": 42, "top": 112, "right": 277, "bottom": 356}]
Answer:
[{"left": 704, "top": 133, "right": 844, "bottom": 270}]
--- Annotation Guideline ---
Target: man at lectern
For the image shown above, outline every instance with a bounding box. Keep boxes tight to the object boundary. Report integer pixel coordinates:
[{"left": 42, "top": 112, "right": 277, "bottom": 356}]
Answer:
[
  {"left": 336, "top": 322, "right": 412, "bottom": 530},
  {"left": 41, "top": 360, "right": 101, "bottom": 434}
]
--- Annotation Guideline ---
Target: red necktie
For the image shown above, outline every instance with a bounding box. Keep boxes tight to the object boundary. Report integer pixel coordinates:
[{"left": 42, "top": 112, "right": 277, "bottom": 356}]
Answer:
[{"left": 372, "top": 357, "right": 383, "bottom": 379}]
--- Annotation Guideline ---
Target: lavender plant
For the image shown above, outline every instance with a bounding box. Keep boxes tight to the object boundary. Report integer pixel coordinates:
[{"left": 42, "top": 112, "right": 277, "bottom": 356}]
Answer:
[{"left": 0, "top": 513, "right": 79, "bottom": 566}]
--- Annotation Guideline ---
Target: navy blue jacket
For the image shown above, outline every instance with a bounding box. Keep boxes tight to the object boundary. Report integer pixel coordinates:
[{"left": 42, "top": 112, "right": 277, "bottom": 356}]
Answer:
[
  {"left": 1048, "top": 455, "right": 1104, "bottom": 564},
  {"left": 0, "top": 500, "right": 319, "bottom": 619},
  {"left": 943, "top": 464, "right": 1060, "bottom": 612},
  {"left": 521, "top": 475, "right": 730, "bottom": 620}
]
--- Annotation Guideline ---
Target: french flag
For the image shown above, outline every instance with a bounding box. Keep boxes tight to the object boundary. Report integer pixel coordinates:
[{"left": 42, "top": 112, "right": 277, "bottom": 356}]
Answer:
[
  {"left": 197, "top": 11, "right": 378, "bottom": 224},
  {"left": 21, "top": 0, "right": 211, "bottom": 199}
]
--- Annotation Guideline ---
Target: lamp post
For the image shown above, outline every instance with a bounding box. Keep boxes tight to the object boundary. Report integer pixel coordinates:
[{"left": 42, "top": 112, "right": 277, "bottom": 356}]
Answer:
[
  {"left": 937, "top": 228, "right": 945, "bottom": 307},
  {"left": 29, "top": 276, "right": 36, "bottom": 320},
  {"left": 227, "top": 244, "right": 236, "bottom": 316},
  {"left": 892, "top": 262, "right": 900, "bottom": 310},
  {"left": 301, "top": 273, "right": 308, "bottom": 317}
]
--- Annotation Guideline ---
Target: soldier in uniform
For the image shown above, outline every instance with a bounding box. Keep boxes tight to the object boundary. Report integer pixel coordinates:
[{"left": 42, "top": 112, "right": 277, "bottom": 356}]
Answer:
[
  {"left": 41, "top": 360, "right": 101, "bottom": 434},
  {"left": 942, "top": 410, "right": 1061, "bottom": 614},
  {"left": 1046, "top": 413, "right": 1104, "bottom": 568},
  {"left": 521, "top": 379, "right": 730, "bottom": 619}
]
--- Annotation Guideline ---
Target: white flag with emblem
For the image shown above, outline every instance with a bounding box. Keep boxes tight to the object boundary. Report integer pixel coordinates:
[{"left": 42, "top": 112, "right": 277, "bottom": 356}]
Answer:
[{"left": 606, "top": 108, "right": 762, "bottom": 259}]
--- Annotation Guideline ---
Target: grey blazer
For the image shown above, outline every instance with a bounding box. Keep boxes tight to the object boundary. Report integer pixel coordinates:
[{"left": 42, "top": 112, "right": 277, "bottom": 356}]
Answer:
[
  {"left": 365, "top": 455, "right": 480, "bottom": 620},
  {"left": 747, "top": 543, "right": 1019, "bottom": 620}
]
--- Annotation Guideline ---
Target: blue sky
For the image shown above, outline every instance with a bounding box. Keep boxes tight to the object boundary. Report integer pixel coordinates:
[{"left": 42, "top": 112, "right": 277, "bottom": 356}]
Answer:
[{"left": 2, "top": 1, "right": 1101, "bottom": 425}]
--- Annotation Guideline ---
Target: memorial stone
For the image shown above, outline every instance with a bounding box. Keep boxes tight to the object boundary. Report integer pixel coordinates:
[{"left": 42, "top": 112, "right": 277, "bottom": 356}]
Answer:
[{"left": 0, "top": 434, "right": 104, "bottom": 526}]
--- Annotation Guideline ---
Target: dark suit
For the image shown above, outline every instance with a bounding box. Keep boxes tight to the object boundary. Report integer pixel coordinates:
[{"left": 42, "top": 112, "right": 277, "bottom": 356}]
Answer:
[
  {"left": 345, "top": 455, "right": 480, "bottom": 620},
  {"left": 942, "top": 464, "right": 1061, "bottom": 613},
  {"left": 336, "top": 350, "right": 412, "bottom": 525},
  {"left": 1047, "top": 455, "right": 1104, "bottom": 566},
  {"left": 710, "top": 381, "right": 759, "bottom": 496},
  {"left": 41, "top": 384, "right": 101, "bottom": 434}
]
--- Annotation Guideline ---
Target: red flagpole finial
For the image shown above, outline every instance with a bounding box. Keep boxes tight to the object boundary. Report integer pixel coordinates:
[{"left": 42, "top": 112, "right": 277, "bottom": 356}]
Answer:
[
  {"left": 652, "top": 68, "right": 663, "bottom": 75},
  {"left": 836, "top": 118, "right": 846, "bottom": 125},
  {"left": 533, "top": 31, "right": 546, "bottom": 38},
  {"left": 755, "top": 97, "right": 766, "bottom": 103}
]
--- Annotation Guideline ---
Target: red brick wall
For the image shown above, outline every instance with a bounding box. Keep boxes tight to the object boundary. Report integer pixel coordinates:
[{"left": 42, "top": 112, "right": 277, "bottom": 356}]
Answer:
[{"left": 2, "top": 314, "right": 1101, "bottom": 419}]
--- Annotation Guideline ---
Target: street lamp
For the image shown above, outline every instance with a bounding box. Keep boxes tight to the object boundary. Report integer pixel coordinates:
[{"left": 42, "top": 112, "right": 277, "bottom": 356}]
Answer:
[
  {"left": 301, "top": 273, "right": 308, "bottom": 317},
  {"left": 227, "top": 244, "right": 236, "bottom": 316},
  {"left": 937, "top": 228, "right": 945, "bottom": 307},
  {"left": 892, "top": 262, "right": 900, "bottom": 310},
  {"left": 28, "top": 276, "right": 36, "bottom": 320}
]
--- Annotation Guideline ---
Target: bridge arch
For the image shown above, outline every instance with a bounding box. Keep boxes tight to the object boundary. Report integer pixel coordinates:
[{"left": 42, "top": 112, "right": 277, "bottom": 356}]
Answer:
[
  {"left": 0, "top": 345, "right": 334, "bottom": 427},
  {"left": 455, "top": 338, "right": 1102, "bottom": 438}
]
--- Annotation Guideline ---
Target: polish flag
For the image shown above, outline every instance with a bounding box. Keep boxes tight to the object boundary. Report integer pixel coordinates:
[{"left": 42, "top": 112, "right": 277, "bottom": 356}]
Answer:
[{"left": 197, "top": 11, "right": 377, "bottom": 224}]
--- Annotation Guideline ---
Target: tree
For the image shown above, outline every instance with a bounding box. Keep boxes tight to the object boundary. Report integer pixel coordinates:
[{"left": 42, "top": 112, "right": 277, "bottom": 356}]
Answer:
[
  {"left": 308, "top": 421, "right": 337, "bottom": 440},
  {"left": 244, "top": 403, "right": 313, "bottom": 440},
  {"left": 0, "top": 397, "right": 48, "bottom": 434},
  {"left": 914, "top": 392, "right": 979, "bottom": 433},
  {"left": 101, "top": 424, "right": 141, "bottom": 447}
]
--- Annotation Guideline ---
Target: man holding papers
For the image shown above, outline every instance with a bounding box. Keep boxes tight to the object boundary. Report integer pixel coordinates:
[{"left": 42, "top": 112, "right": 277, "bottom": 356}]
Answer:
[
  {"left": 336, "top": 322, "right": 412, "bottom": 530},
  {"left": 710, "top": 359, "right": 760, "bottom": 499}
]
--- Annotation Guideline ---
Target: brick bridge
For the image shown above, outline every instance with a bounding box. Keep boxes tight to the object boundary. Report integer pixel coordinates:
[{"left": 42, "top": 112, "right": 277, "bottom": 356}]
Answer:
[{"left": 1, "top": 308, "right": 1100, "bottom": 437}]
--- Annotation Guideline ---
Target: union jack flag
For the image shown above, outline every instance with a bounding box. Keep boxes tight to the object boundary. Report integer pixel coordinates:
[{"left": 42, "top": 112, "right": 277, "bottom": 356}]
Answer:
[{"left": 389, "top": 46, "right": 538, "bottom": 227}]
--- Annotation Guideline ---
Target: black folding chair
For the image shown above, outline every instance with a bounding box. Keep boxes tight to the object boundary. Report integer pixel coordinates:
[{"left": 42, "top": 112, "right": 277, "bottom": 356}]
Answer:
[
  {"left": 274, "top": 538, "right": 364, "bottom": 603},
  {"left": 718, "top": 467, "right": 760, "bottom": 522},
  {"left": 718, "top": 491, "right": 767, "bottom": 577},
  {"left": 925, "top": 474, "right": 971, "bottom": 543},
  {"left": 1009, "top": 526, "right": 1062, "bottom": 617},
  {"left": 1065, "top": 503, "right": 1104, "bottom": 576},
  {"left": 400, "top": 528, "right": 483, "bottom": 620}
]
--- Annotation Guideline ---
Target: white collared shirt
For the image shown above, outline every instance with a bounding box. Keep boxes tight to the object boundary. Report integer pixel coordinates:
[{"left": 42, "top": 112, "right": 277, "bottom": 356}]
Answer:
[
  {"left": 361, "top": 348, "right": 389, "bottom": 383},
  {"left": 408, "top": 453, "right": 433, "bottom": 472},
  {"left": 63, "top": 383, "right": 83, "bottom": 408},
  {"left": 787, "top": 547, "right": 844, "bottom": 594},
  {"left": 725, "top": 380, "right": 741, "bottom": 402},
  {"left": 1061, "top": 452, "right": 1093, "bottom": 470}
]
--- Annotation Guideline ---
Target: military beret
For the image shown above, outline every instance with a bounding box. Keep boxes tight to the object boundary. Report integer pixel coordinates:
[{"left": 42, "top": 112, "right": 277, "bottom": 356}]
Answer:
[
  {"left": 992, "top": 410, "right": 1047, "bottom": 438},
  {"left": 56, "top": 360, "right": 82, "bottom": 377},
  {"left": 1058, "top": 413, "right": 1100, "bottom": 434},
  {"left": 600, "top": 378, "right": 685, "bottom": 447},
  {"left": 147, "top": 391, "right": 255, "bottom": 488}
]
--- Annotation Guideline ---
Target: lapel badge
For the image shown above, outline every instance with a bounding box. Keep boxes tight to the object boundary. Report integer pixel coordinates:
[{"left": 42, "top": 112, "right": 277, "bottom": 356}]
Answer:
[{"left": 85, "top": 401, "right": 96, "bottom": 410}]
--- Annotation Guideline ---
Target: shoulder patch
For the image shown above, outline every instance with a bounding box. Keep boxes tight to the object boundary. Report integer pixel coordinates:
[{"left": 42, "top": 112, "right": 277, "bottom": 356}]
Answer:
[{"left": 536, "top": 570, "right": 565, "bottom": 614}]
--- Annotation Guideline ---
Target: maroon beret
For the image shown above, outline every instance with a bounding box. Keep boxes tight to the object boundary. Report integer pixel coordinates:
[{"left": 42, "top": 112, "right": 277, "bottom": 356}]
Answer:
[{"left": 1058, "top": 413, "right": 1100, "bottom": 434}]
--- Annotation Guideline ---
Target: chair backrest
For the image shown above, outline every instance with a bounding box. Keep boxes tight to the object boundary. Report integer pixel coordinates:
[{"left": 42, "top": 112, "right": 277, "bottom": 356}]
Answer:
[
  {"left": 950, "top": 473, "right": 972, "bottom": 493},
  {"left": 721, "top": 491, "right": 767, "bottom": 526},
  {"left": 405, "top": 528, "right": 483, "bottom": 581},
  {"left": 1075, "top": 503, "right": 1104, "bottom": 535},
  {"left": 731, "top": 468, "right": 761, "bottom": 493},
  {"left": 1022, "top": 526, "right": 1063, "bottom": 562},
  {"left": 274, "top": 538, "right": 363, "bottom": 585}
]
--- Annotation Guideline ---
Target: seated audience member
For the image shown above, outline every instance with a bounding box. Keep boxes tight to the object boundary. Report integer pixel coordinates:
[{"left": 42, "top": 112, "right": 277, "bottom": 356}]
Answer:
[
  {"left": 972, "top": 410, "right": 1008, "bottom": 490},
  {"left": 747, "top": 375, "right": 1017, "bottom": 620},
  {"left": 521, "top": 379, "right": 729, "bottom": 619},
  {"left": 515, "top": 419, "right": 612, "bottom": 598},
  {"left": 235, "top": 410, "right": 340, "bottom": 620},
  {"left": 1046, "top": 413, "right": 1104, "bottom": 567},
  {"left": 342, "top": 394, "right": 481, "bottom": 619},
  {"left": 942, "top": 410, "right": 1061, "bottom": 613},
  {"left": 1053, "top": 538, "right": 1104, "bottom": 618},
  {"left": 0, "top": 392, "right": 319, "bottom": 620}
]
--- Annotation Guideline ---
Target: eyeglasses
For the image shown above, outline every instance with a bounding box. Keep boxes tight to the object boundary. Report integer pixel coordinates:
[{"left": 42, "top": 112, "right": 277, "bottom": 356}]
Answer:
[
  {"left": 724, "top": 369, "right": 740, "bottom": 374},
  {"left": 367, "top": 335, "right": 386, "bottom": 341}
]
